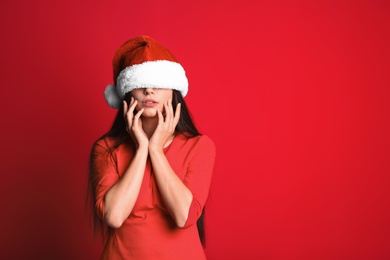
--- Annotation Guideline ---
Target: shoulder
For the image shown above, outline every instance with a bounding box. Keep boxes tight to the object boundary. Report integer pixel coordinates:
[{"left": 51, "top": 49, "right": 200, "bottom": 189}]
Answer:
[
  {"left": 93, "top": 136, "right": 112, "bottom": 149},
  {"left": 176, "top": 133, "right": 214, "bottom": 144},
  {"left": 194, "top": 135, "right": 215, "bottom": 149},
  {"left": 176, "top": 133, "right": 216, "bottom": 155},
  {"left": 92, "top": 136, "right": 119, "bottom": 154},
  {"left": 198, "top": 135, "right": 216, "bottom": 156}
]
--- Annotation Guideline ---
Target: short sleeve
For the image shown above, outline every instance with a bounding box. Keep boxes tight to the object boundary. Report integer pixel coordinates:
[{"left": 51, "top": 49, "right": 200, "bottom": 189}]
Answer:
[
  {"left": 91, "top": 139, "right": 120, "bottom": 221},
  {"left": 182, "top": 135, "right": 216, "bottom": 228}
]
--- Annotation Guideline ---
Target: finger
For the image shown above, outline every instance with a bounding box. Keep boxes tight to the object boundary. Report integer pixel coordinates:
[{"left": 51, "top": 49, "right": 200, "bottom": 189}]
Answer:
[
  {"left": 132, "top": 108, "right": 144, "bottom": 126},
  {"left": 173, "top": 103, "right": 181, "bottom": 127},
  {"left": 163, "top": 100, "right": 171, "bottom": 123},
  {"left": 123, "top": 101, "right": 132, "bottom": 133},
  {"left": 134, "top": 107, "right": 143, "bottom": 119},
  {"left": 123, "top": 102, "right": 132, "bottom": 134},
  {"left": 157, "top": 109, "right": 164, "bottom": 126},
  {"left": 125, "top": 100, "right": 138, "bottom": 130},
  {"left": 130, "top": 99, "right": 138, "bottom": 111},
  {"left": 123, "top": 100, "right": 128, "bottom": 118},
  {"left": 127, "top": 100, "right": 138, "bottom": 119},
  {"left": 168, "top": 99, "right": 174, "bottom": 119}
]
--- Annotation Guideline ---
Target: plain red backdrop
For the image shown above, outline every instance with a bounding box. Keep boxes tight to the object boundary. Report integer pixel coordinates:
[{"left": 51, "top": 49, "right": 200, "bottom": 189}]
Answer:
[{"left": 1, "top": 0, "right": 389, "bottom": 259}]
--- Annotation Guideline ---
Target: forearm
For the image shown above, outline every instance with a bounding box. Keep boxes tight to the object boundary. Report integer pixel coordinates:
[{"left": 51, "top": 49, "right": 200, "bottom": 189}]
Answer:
[
  {"left": 104, "top": 146, "right": 148, "bottom": 228},
  {"left": 149, "top": 148, "right": 193, "bottom": 228}
]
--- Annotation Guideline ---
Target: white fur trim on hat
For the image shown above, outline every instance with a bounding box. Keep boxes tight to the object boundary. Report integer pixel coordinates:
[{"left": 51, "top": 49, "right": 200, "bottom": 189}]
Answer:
[
  {"left": 116, "top": 60, "right": 188, "bottom": 99},
  {"left": 104, "top": 84, "right": 122, "bottom": 108}
]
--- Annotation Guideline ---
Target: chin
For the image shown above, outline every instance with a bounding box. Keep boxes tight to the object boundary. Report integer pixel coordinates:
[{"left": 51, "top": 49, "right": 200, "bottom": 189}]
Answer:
[{"left": 141, "top": 109, "right": 159, "bottom": 118}]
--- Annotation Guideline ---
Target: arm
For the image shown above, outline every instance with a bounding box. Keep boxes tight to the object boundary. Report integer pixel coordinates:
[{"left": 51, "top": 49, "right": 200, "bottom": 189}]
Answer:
[
  {"left": 149, "top": 135, "right": 216, "bottom": 228},
  {"left": 101, "top": 99, "right": 149, "bottom": 228},
  {"left": 148, "top": 100, "right": 192, "bottom": 227},
  {"left": 149, "top": 100, "right": 215, "bottom": 228},
  {"left": 180, "top": 136, "right": 215, "bottom": 228},
  {"left": 149, "top": 148, "right": 193, "bottom": 228},
  {"left": 103, "top": 146, "right": 148, "bottom": 228}
]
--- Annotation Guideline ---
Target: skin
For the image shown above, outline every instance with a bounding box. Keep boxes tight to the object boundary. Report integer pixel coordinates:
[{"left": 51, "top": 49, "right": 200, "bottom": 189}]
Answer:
[{"left": 103, "top": 88, "right": 193, "bottom": 228}]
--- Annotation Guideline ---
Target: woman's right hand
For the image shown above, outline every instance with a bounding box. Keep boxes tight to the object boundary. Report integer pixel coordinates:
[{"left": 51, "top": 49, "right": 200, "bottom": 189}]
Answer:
[{"left": 123, "top": 97, "right": 148, "bottom": 149}]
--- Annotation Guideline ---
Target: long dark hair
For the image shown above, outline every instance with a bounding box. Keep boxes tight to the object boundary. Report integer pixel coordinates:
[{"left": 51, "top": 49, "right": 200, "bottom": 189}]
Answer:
[{"left": 87, "top": 90, "right": 206, "bottom": 246}]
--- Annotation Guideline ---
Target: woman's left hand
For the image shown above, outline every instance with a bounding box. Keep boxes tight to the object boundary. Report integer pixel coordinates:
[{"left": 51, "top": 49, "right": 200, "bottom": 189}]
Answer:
[{"left": 149, "top": 99, "right": 181, "bottom": 152}]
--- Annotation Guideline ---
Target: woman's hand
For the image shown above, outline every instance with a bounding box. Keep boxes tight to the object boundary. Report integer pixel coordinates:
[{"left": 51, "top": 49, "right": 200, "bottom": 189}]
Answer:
[
  {"left": 123, "top": 97, "right": 148, "bottom": 149},
  {"left": 149, "top": 99, "right": 181, "bottom": 152}
]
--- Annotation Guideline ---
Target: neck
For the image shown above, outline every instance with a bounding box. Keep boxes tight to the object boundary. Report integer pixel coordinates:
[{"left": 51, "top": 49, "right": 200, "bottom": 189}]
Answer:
[
  {"left": 141, "top": 116, "right": 176, "bottom": 148},
  {"left": 141, "top": 116, "right": 158, "bottom": 139}
]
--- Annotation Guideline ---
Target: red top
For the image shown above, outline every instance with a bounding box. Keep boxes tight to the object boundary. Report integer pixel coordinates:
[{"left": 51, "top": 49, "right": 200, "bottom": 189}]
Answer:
[{"left": 92, "top": 134, "right": 216, "bottom": 259}]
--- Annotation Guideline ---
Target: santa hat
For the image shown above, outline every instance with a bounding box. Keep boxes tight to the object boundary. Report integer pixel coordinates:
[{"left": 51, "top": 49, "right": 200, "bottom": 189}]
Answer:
[{"left": 104, "top": 35, "right": 189, "bottom": 108}]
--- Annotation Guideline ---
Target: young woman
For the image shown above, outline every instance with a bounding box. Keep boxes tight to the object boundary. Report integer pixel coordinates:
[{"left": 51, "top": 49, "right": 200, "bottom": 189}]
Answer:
[{"left": 88, "top": 35, "right": 216, "bottom": 259}]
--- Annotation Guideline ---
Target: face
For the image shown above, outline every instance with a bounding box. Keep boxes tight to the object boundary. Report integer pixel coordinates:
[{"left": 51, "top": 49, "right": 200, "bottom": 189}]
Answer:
[{"left": 130, "top": 88, "right": 173, "bottom": 117}]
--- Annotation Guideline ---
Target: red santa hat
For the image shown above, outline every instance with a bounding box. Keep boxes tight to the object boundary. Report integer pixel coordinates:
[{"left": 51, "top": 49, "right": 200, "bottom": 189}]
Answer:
[{"left": 104, "top": 35, "right": 189, "bottom": 108}]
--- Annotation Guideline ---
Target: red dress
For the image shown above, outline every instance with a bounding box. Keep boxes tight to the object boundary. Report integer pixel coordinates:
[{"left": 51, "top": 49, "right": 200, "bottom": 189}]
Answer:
[{"left": 92, "top": 134, "right": 216, "bottom": 259}]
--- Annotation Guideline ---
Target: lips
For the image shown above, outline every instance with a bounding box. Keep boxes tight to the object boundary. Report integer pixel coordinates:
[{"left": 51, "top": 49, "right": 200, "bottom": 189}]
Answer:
[{"left": 142, "top": 99, "right": 158, "bottom": 107}]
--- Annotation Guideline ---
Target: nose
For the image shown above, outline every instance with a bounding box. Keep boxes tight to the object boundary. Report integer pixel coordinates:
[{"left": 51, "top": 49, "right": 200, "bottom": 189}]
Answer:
[{"left": 143, "top": 88, "right": 154, "bottom": 95}]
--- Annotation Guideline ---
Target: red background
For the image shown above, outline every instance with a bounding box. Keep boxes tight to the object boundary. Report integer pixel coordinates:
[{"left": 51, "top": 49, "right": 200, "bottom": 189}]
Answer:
[{"left": 1, "top": 0, "right": 390, "bottom": 259}]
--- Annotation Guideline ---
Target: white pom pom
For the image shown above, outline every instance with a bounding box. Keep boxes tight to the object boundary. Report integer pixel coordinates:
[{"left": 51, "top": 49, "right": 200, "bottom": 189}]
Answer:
[{"left": 104, "top": 84, "right": 122, "bottom": 108}]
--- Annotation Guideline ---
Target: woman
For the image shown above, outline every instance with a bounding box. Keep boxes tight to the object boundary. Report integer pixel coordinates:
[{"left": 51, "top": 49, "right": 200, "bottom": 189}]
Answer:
[{"left": 88, "top": 35, "right": 216, "bottom": 259}]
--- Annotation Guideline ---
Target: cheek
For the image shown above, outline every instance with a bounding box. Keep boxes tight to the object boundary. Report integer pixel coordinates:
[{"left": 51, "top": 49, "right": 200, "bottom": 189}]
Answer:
[
  {"left": 135, "top": 102, "right": 144, "bottom": 112},
  {"left": 163, "top": 92, "right": 173, "bottom": 102},
  {"left": 131, "top": 95, "right": 142, "bottom": 106},
  {"left": 130, "top": 91, "right": 142, "bottom": 100}
]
